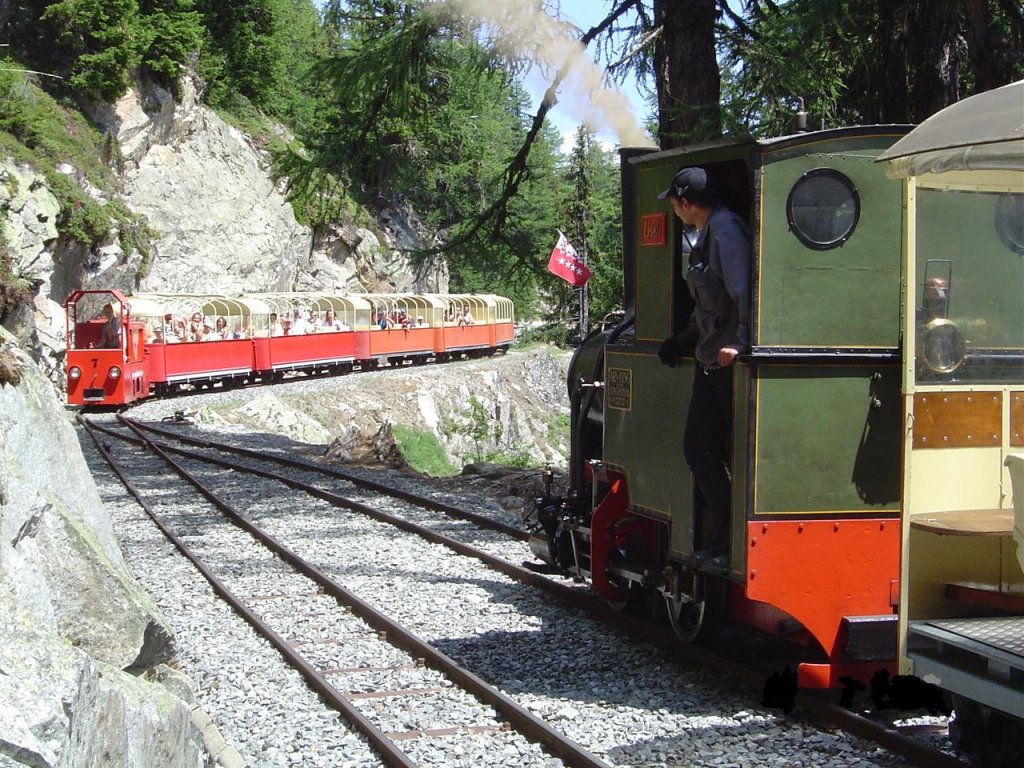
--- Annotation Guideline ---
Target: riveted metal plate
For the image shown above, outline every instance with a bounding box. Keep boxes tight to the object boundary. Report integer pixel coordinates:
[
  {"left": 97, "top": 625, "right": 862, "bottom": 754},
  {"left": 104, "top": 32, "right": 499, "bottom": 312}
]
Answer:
[
  {"left": 1011, "top": 391, "right": 1023, "bottom": 447},
  {"left": 913, "top": 392, "right": 1002, "bottom": 449}
]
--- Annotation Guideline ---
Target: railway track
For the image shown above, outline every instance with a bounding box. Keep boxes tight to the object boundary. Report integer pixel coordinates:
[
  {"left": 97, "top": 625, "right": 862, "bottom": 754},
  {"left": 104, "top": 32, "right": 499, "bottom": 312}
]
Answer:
[
  {"left": 80, "top": 412, "right": 967, "bottom": 768},
  {"left": 81, "top": 413, "right": 607, "bottom": 768}
]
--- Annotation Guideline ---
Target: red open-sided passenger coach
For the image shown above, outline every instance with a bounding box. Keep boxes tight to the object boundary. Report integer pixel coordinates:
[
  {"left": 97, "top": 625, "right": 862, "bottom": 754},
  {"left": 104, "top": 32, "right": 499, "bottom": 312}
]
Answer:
[{"left": 64, "top": 290, "right": 515, "bottom": 406}]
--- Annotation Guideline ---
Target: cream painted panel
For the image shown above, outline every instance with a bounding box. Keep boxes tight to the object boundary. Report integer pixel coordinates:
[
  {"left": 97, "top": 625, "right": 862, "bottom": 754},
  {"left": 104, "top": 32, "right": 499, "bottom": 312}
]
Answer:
[{"left": 907, "top": 446, "right": 1005, "bottom": 513}]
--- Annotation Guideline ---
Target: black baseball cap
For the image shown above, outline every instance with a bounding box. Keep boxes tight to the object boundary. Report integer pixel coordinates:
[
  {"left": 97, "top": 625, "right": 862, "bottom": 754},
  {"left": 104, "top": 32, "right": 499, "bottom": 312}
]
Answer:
[{"left": 657, "top": 167, "right": 717, "bottom": 202}]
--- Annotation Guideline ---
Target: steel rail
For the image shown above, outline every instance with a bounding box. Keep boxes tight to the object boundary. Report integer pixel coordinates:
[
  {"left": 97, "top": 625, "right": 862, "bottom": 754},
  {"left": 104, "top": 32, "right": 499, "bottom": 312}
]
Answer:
[
  {"left": 122, "top": 415, "right": 528, "bottom": 541},
  {"left": 113, "top": 416, "right": 628, "bottom": 618},
  {"left": 93, "top": 415, "right": 969, "bottom": 768},
  {"left": 103, "top": 415, "right": 611, "bottom": 768}
]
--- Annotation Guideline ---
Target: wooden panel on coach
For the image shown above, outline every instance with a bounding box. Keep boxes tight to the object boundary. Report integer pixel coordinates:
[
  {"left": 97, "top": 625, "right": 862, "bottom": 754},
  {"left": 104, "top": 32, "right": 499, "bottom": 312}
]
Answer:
[
  {"left": 144, "top": 339, "right": 168, "bottom": 385},
  {"left": 495, "top": 321, "right": 515, "bottom": 347}
]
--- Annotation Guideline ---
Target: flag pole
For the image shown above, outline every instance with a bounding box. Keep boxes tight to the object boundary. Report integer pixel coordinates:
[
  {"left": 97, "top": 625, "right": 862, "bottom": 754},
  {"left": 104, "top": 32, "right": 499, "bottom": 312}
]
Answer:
[{"left": 579, "top": 237, "right": 588, "bottom": 341}]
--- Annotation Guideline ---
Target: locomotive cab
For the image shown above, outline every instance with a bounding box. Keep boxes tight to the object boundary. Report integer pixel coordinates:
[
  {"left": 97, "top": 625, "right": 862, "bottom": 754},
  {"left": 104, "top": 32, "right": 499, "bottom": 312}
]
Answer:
[
  {"left": 65, "top": 289, "right": 149, "bottom": 406},
  {"left": 528, "top": 126, "right": 914, "bottom": 685}
]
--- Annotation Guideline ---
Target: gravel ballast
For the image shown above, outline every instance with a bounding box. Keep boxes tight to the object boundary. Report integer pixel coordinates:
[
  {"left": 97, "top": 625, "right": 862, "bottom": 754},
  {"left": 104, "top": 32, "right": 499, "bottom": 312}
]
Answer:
[{"left": 79, "top": 408, "right": 951, "bottom": 768}]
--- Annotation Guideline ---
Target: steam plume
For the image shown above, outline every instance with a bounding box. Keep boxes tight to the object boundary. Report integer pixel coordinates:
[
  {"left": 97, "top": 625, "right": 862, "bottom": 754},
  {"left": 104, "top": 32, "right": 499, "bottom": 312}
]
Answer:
[{"left": 427, "top": 0, "right": 655, "bottom": 147}]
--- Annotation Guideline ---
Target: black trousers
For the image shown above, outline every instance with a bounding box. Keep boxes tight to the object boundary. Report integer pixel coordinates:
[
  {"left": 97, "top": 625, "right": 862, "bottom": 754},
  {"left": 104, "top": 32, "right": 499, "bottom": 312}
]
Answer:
[{"left": 683, "top": 365, "right": 733, "bottom": 550}]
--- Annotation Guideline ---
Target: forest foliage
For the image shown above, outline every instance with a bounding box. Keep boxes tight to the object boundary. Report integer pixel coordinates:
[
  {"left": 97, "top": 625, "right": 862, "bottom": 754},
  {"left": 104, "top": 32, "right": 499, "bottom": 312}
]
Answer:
[{"left": 2, "top": 1, "right": 1021, "bottom": 324}]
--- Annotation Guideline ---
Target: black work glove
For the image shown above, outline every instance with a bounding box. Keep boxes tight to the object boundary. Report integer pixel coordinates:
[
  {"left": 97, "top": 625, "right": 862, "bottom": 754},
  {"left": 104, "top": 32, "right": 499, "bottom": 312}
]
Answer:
[{"left": 658, "top": 337, "right": 680, "bottom": 368}]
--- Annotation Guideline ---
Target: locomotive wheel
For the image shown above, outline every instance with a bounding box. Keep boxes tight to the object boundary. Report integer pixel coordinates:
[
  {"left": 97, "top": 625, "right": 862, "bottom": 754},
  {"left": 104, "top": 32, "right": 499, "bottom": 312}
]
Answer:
[
  {"left": 664, "top": 576, "right": 727, "bottom": 644},
  {"left": 665, "top": 593, "right": 706, "bottom": 643}
]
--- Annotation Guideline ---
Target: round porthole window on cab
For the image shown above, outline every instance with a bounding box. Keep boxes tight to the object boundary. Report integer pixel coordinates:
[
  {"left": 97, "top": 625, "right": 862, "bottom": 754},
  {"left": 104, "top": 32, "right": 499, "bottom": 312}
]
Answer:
[{"left": 786, "top": 168, "right": 860, "bottom": 250}]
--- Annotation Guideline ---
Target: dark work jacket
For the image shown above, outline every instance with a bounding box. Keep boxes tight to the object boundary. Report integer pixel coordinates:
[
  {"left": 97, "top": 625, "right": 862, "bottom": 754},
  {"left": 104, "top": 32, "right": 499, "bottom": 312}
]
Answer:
[{"left": 678, "top": 205, "right": 751, "bottom": 366}]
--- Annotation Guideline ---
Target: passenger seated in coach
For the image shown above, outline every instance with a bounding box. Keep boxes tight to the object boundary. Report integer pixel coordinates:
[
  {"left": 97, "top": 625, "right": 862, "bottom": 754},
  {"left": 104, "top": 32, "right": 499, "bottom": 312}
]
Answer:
[
  {"left": 158, "top": 313, "right": 175, "bottom": 342},
  {"left": 322, "top": 309, "right": 343, "bottom": 331},
  {"left": 207, "top": 316, "right": 229, "bottom": 340},
  {"left": 186, "top": 312, "right": 205, "bottom": 342},
  {"left": 269, "top": 312, "right": 283, "bottom": 337},
  {"left": 416, "top": 316, "right": 427, "bottom": 327},
  {"left": 290, "top": 308, "right": 311, "bottom": 335},
  {"left": 308, "top": 309, "right": 321, "bottom": 331},
  {"left": 376, "top": 309, "right": 391, "bottom": 329},
  {"left": 281, "top": 317, "right": 293, "bottom": 335},
  {"left": 166, "top": 314, "right": 185, "bottom": 342}
]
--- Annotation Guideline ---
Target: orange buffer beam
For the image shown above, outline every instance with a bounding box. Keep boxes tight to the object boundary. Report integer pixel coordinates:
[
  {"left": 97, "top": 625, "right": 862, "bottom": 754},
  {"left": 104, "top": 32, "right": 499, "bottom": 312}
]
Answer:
[{"left": 744, "top": 517, "right": 901, "bottom": 689}]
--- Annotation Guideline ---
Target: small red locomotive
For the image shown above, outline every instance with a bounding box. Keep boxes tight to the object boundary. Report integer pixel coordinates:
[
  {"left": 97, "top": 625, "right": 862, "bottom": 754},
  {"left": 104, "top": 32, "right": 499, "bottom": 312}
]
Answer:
[{"left": 65, "top": 290, "right": 515, "bottom": 406}]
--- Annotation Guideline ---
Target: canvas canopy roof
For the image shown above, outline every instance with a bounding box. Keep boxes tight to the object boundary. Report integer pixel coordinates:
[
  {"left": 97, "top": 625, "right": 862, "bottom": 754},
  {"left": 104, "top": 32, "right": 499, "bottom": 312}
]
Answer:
[{"left": 878, "top": 79, "right": 1024, "bottom": 178}]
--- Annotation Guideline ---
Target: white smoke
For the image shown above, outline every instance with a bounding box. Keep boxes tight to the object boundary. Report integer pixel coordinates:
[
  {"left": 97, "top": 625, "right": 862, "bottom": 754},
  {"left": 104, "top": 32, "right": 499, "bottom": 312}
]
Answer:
[{"left": 426, "top": 0, "right": 656, "bottom": 147}]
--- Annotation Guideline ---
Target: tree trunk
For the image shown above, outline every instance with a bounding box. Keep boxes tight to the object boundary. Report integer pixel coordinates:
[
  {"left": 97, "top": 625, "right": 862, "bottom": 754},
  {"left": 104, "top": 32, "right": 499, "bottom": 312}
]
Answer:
[
  {"left": 876, "top": 0, "right": 911, "bottom": 123},
  {"left": 877, "top": 0, "right": 962, "bottom": 123},
  {"left": 653, "top": 0, "right": 721, "bottom": 148},
  {"left": 906, "top": 0, "right": 962, "bottom": 120},
  {"left": 963, "top": 0, "right": 1022, "bottom": 94}
]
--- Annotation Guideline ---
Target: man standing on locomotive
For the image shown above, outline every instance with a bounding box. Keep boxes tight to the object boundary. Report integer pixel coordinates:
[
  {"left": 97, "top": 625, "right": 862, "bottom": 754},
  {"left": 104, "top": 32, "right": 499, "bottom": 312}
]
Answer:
[{"left": 656, "top": 167, "right": 751, "bottom": 569}]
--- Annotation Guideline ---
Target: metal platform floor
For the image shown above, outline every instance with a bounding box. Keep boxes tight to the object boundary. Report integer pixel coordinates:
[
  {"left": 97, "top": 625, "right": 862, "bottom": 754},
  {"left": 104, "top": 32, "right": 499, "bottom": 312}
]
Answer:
[{"left": 909, "top": 616, "right": 1024, "bottom": 718}]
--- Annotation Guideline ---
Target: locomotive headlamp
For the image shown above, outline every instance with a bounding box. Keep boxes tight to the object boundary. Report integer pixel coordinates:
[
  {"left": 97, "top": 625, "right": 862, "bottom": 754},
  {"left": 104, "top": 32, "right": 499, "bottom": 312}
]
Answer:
[
  {"left": 69, "top": 366, "right": 81, "bottom": 380},
  {"left": 920, "top": 319, "right": 967, "bottom": 374},
  {"left": 108, "top": 365, "right": 122, "bottom": 379}
]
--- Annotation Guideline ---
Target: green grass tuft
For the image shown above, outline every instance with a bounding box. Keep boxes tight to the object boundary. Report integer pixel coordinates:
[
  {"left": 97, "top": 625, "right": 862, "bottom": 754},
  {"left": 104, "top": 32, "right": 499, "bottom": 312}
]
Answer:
[{"left": 392, "top": 424, "right": 459, "bottom": 477}]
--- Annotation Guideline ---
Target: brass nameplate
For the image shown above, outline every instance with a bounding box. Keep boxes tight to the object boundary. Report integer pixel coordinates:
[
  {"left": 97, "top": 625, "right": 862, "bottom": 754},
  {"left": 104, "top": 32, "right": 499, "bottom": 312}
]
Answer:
[{"left": 606, "top": 368, "right": 632, "bottom": 411}]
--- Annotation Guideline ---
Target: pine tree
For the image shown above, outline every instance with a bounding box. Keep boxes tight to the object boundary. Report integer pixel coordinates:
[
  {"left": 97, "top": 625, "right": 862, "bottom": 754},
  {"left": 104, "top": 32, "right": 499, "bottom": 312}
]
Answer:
[{"left": 42, "top": 0, "right": 142, "bottom": 101}]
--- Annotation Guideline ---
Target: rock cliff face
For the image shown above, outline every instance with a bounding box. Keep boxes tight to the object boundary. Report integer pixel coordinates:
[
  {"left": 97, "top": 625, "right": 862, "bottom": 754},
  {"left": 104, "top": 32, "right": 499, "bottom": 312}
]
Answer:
[
  {"left": 172, "top": 347, "right": 572, "bottom": 473},
  {"left": 0, "top": 329, "right": 205, "bottom": 767},
  {"left": 86, "top": 75, "right": 448, "bottom": 298}
]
